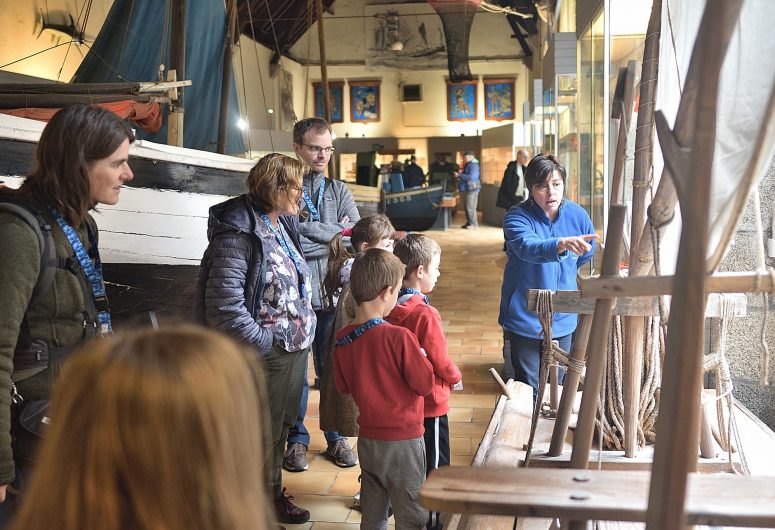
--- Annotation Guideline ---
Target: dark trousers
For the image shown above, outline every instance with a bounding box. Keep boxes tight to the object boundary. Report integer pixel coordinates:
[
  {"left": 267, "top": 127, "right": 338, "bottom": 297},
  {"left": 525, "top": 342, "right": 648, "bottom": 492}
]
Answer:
[
  {"left": 506, "top": 331, "right": 572, "bottom": 402},
  {"left": 0, "top": 462, "right": 31, "bottom": 529},
  {"left": 287, "top": 308, "right": 342, "bottom": 446},
  {"left": 423, "top": 415, "right": 450, "bottom": 530},
  {"left": 264, "top": 343, "right": 309, "bottom": 497}
]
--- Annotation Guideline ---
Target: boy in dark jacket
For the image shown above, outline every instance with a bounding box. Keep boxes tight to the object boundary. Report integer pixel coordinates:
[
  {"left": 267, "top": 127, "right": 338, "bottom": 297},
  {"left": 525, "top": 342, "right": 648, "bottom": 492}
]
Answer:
[
  {"left": 334, "top": 249, "right": 433, "bottom": 530},
  {"left": 387, "top": 234, "right": 462, "bottom": 530}
]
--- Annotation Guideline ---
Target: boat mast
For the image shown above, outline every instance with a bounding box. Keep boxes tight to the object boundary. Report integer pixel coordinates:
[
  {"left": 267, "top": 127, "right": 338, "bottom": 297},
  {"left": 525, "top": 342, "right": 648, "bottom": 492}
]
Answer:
[
  {"left": 316, "top": 0, "right": 337, "bottom": 178},
  {"left": 217, "top": 0, "right": 238, "bottom": 154},
  {"left": 168, "top": 0, "right": 187, "bottom": 146}
]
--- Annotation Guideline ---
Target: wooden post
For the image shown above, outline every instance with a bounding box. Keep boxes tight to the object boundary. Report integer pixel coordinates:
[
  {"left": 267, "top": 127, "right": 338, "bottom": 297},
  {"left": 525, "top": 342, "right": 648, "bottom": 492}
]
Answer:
[
  {"left": 622, "top": 0, "right": 661, "bottom": 459},
  {"left": 646, "top": 2, "right": 742, "bottom": 528},
  {"left": 547, "top": 313, "right": 592, "bottom": 456},
  {"left": 569, "top": 205, "right": 627, "bottom": 468},
  {"left": 168, "top": 0, "right": 187, "bottom": 147},
  {"left": 609, "top": 61, "right": 637, "bottom": 207},
  {"left": 566, "top": 206, "right": 627, "bottom": 530},
  {"left": 217, "top": 0, "right": 238, "bottom": 154},
  {"left": 316, "top": 0, "right": 337, "bottom": 178}
]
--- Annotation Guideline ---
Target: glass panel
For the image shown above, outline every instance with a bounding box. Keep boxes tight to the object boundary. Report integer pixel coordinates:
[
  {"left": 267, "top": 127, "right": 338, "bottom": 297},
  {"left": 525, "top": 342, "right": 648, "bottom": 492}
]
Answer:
[
  {"left": 577, "top": 9, "right": 605, "bottom": 272},
  {"left": 481, "top": 146, "right": 513, "bottom": 186},
  {"left": 557, "top": 74, "right": 578, "bottom": 203}
]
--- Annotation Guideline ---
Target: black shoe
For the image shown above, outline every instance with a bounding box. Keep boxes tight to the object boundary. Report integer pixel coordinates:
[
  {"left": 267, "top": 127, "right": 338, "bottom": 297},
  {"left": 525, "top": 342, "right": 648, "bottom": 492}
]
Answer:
[
  {"left": 274, "top": 488, "right": 310, "bottom": 524},
  {"left": 282, "top": 442, "right": 309, "bottom": 472},
  {"left": 461, "top": 224, "right": 469, "bottom": 229}
]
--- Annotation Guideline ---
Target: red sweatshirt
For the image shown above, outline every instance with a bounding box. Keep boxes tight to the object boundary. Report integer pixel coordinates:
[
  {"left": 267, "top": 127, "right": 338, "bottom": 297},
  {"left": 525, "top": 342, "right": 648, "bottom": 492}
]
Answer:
[
  {"left": 334, "top": 322, "right": 434, "bottom": 441},
  {"left": 387, "top": 295, "right": 462, "bottom": 417}
]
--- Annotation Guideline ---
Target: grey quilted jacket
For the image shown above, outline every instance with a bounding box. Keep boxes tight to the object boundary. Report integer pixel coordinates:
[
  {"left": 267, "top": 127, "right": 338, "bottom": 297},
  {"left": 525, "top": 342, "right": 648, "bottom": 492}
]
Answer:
[
  {"left": 195, "top": 194, "right": 304, "bottom": 355},
  {"left": 298, "top": 171, "right": 360, "bottom": 311}
]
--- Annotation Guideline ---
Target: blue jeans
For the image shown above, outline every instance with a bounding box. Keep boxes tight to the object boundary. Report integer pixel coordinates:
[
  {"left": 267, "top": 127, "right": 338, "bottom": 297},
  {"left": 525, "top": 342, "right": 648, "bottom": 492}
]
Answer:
[
  {"left": 287, "top": 308, "right": 343, "bottom": 447},
  {"left": 506, "top": 331, "right": 571, "bottom": 402}
]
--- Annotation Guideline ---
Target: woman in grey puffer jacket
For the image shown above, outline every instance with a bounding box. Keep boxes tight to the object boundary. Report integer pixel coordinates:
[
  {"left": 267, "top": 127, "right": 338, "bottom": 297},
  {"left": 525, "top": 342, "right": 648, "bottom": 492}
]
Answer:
[{"left": 195, "top": 153, "right": 315, "bottom": 526}]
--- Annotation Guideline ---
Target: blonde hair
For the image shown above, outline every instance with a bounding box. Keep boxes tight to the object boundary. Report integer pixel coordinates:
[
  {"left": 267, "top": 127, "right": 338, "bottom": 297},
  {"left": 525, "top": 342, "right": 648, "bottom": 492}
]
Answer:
[
  {"left": 12, "top": 325, "right": 273, "bottom": 530},
  {"left": 246, "top": 152, "right": 306, "bottom": 214},
  {"left": 349, "top": 248, "right": 404, "bottom": 304},
  {"left": 323, "top": 215, "right": 396, "bottom": 303},
  {"left": 393, "top": 233, "right": 441, "bottom": 280}
]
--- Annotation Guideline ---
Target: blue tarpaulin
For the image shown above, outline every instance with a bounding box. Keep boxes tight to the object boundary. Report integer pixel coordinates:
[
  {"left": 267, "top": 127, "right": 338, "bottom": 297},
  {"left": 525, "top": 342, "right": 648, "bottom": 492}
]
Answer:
[{"left": 73, "top": 0, "right": 245, "bottom": 154}]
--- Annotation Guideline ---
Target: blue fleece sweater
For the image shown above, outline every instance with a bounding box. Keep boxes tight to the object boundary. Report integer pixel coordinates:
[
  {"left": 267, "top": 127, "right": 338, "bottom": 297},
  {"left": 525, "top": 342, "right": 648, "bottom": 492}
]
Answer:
[{"left": 499, "top": 198, "right": 595, "bottom": 339}]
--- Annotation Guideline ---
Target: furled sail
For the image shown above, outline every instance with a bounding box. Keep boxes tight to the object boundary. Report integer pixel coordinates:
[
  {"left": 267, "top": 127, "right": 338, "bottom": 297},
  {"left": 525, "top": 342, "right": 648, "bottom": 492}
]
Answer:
[{"left": 73, "top": 0, "right": 245, "bottom": 154}]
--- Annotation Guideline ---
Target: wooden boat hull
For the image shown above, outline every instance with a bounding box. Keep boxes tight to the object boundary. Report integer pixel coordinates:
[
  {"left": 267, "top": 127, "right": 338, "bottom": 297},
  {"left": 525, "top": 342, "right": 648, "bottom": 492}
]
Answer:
[{"left": 385, "top": 183, "right": 446, "bottom": 231}]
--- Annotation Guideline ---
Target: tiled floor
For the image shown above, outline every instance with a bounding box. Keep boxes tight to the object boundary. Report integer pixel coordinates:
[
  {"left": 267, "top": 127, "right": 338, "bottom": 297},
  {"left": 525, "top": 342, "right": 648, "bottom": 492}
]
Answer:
[{"left": 284, "top": 213, "right": 506, "bottom": 529}]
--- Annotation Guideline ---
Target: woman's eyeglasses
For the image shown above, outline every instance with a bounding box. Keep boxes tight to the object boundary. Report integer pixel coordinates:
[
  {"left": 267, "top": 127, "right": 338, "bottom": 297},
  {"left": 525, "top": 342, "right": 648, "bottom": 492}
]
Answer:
[{"left": 303, "top": 144, "right": 335, "bottom": 155}]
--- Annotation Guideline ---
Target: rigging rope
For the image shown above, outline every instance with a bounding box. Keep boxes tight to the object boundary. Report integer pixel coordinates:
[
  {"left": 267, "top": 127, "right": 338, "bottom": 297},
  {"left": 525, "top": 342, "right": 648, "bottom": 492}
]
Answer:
[{"left": 245, "top": 0, "right": 275, "bottom": 151}]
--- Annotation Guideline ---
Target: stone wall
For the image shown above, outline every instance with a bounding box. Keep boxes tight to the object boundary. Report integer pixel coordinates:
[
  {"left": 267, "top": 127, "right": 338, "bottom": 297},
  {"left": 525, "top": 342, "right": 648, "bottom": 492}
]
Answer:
[{"left": 715, "top": 157, "right": 775, "bottom": 429}]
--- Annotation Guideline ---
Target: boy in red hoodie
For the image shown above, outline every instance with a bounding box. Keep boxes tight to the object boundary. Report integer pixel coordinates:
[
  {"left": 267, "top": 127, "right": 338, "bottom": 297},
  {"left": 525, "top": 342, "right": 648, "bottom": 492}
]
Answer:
[
  {"left": 334, "top": 248, "right": 434, "bottom": 530},
  {"left": 387, "top": 234, "right": 462, "bottom": 530}
]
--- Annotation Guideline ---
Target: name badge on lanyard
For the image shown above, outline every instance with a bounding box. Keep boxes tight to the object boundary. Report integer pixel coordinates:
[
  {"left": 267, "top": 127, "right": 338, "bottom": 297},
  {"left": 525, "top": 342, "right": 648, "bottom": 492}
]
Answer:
[
  {"left": 336, "top": 318, "right": 386, "bottom": 345},
  {"left": 302, "top": 178, "right": 325, "bottom": 221}
]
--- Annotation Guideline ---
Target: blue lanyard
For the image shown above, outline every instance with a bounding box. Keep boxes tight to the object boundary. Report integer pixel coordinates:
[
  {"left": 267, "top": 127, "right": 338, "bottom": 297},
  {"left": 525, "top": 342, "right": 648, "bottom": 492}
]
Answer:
[
  {"left": 399, "top": 287, "right": 429, "bottom": 305},
  {"left": 302, "top": 177, "right": 325, "bottom": 221},
  {"left": 336, "top": 317, "right": 386, "bottom": 345},
  {"left": 259, "top": 214, "right": 308, "bottom": 299},
  {"left": 48, "top": 208, "right": 112, "bottom": 335}
]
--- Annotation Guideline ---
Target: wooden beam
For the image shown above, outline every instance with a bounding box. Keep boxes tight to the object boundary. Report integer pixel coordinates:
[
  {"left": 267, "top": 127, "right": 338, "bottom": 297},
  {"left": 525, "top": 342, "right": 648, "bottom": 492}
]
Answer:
[
  {"left": 569, "top": 205, "right": 627, "bottom": 471},
  {"left": 646, "top": 2, "right": 742, "bottom": 528},
  {"left": 581, "top": 272, "right": 771, "bottom": 299},
  {"left": 420, "top": 467, "right": 775, "bottom": 527}
]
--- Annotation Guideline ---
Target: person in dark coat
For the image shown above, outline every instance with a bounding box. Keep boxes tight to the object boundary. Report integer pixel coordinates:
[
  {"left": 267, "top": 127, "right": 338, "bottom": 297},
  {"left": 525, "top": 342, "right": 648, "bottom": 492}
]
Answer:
[
  {"left": 497, "top": 149, "right": 529, "bottom": 210},
  {"left": 403, "top": 155, "right": 425, "bottom": 188},
  {"left": 196, "top": 153, "right": 314, "bottom": 526}
]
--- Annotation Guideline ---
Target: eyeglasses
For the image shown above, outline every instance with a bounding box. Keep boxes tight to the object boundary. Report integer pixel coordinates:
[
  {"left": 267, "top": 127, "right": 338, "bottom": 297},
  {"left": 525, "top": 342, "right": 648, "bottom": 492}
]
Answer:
[{"left": 302, "top": 144, "right": 335, "bottom": 155}]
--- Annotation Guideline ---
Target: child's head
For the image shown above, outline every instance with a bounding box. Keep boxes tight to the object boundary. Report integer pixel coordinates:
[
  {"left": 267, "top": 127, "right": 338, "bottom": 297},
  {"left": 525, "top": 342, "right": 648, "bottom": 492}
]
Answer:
[
  {"left": 324, "top": 215, "right": 396, "bottom": 302},
  {"left": 14, "top": 325, "right": 272, "bottom": 530},
  {"left": 351, "top": 214, "right": 396, "bottom": 252},
  {"left": 393, "top": 233, "right": 442, "bottom": 294},
  {"left": 349, "top": 248, "right": 405, "bottom": 314}
]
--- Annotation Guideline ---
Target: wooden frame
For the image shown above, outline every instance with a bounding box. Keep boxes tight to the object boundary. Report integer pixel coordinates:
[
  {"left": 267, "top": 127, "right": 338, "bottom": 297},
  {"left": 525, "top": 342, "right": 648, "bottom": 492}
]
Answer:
[
  {"left": 483, "top": 78, "right": 515, "bottom": 121},
  {"left": 313, "top": 81, "right": 344, "bottom": 123},
  {"left": 446, "top": 80, "right": 477, "bottom": 121},
  {"left": 349, "top": 80, "right": 380, "bottom": 122}
]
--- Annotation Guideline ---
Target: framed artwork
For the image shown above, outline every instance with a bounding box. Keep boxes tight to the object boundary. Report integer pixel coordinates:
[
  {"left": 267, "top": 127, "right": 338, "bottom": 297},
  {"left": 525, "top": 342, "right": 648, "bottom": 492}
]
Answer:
[
  {"left": 350, "top": 80, "right": 381, "bottom": 122},
  {"left": 447, "top": 80, "right": 477, "bottom": 121},
  {"left": 484, "top": 78, "right": 515, "bottom": 121},
  {"left": 313, "top": 81, "right": 344, "bottom": 123}
]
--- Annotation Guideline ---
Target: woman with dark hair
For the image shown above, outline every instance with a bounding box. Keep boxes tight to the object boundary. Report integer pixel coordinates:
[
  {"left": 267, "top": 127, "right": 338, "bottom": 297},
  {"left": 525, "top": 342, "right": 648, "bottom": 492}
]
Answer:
[
  {"left": 498, "top": 154, "right": 597, "bottom": 400},
  {"left": 11, "top": 325, "right": 274, "bottom": 530},
  {"left": 195, "top": 153, "right": 314, "bottom": 526},
  {"left": 0, "top": 104, "right": 134, "bottom": 517}
]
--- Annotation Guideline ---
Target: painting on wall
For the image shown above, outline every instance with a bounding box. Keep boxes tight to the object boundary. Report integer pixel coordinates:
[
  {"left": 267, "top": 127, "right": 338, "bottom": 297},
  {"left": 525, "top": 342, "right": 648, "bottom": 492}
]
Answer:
[
  {"left": 484, "top": 78, "right": 515, "bottom": 121},
  {"left": 447, "top": 80, "right": 477, "bottom": 121},
  {"left": 314, "top": 81, "right": 344, "bottom": 123},
  {"left": 350, "top": 81, "right": 380, "bottom": 122}
]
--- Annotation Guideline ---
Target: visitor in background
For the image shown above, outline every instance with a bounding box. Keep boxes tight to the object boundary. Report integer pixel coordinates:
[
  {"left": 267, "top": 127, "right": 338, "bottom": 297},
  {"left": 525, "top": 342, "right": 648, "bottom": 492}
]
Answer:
[
  {"left": 403, "top": 155, "right": 425, "bottom": 188},
  {"left": 454, "top": 150, "right": 481, "bottom": 229}
]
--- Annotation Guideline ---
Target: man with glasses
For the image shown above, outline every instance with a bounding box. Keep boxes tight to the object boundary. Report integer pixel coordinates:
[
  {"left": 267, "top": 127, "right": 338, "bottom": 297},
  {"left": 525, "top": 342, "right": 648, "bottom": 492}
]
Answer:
[{"left": 284, "top": 117, "right": 360, "bottom": 472}]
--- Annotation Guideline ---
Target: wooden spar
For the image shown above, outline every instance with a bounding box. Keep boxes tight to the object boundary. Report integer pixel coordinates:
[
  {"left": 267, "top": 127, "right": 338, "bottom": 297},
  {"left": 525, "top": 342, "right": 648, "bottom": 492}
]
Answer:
[
  {"left": 168, "top": 0, "right": 187, "bottom": 147},
  {"left": 581, "top": 271, "right": 775, "bottom": 298},
  {"left": 623, "top": 0, "right": 661, "bottom": 459},
  {"left": 315, "top": 0, "right": 337, "bottom": 178},
  {"left": 0, "top": 81, "right": 190, "bottom": 95},
  {"left": 547, "top": 313, "right": 591, "bottom": 456},
  {"left": 0, "top": 94, "right": 157, "bottom": 107},
  {"left": 610, "top": 61, "right": 637, "bottom": 208},
  {"left": 569, "top": 206, "right": 627, "bottom": 468},
  {"left": 646, "top": 1, "right": 741, "bottom": 528},
  {"left": 217, "top": 0, "right": 238, "bottom": 155}
]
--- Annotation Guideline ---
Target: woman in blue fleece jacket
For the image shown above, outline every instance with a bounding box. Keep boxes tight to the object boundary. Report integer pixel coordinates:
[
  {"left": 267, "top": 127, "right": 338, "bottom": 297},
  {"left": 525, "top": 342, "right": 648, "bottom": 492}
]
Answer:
[{"left": 498, "top": 154, "right": 597, "bottom": 399}]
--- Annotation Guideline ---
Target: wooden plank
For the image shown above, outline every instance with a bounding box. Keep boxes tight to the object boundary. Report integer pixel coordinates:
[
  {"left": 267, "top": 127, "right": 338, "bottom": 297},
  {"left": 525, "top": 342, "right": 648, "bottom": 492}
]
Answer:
[
  {"left": 533, "top": 289, "right": 747, "bottom": 318},
  {"left": 581, "top": 272, "right": 772, "bottom": 301},
  {"left": 420, "top": 467, "right": 775, "bottom": 527},
  {"left": 526, "top": 452, "right": 740, "bottom": 474}
]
